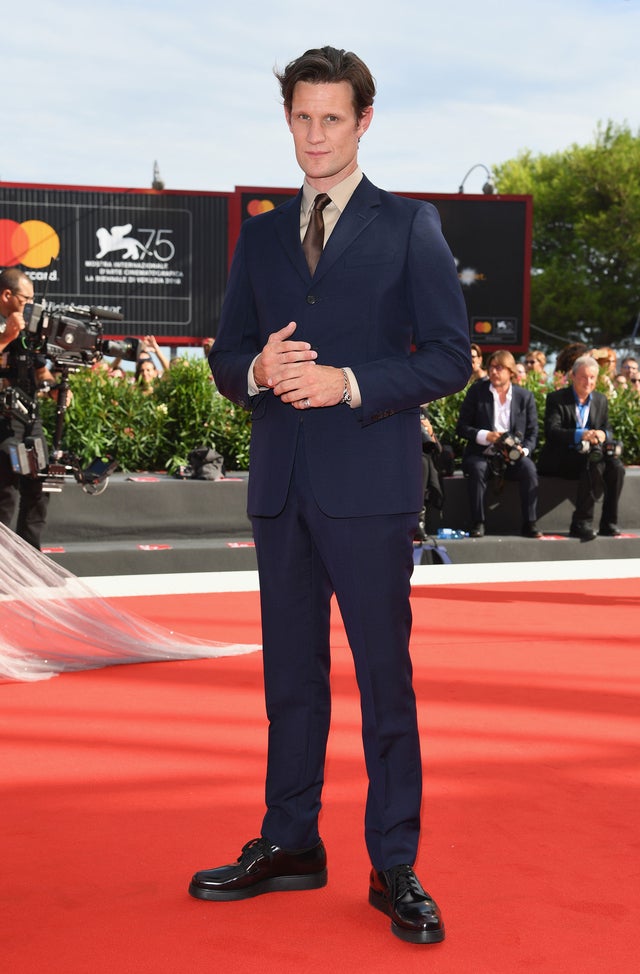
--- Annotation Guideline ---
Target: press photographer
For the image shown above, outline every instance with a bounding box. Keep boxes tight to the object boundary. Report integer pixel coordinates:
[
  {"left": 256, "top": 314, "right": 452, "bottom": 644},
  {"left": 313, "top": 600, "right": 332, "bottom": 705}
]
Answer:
[
  {"left": 456, "top": 348, "right": 542, "bottom": 539},
  {"left": 538, "top": 354, "right": 625, "bottom": 540},
  {"left": 0, "top": 269, "right": 61, "bottom": 549}
]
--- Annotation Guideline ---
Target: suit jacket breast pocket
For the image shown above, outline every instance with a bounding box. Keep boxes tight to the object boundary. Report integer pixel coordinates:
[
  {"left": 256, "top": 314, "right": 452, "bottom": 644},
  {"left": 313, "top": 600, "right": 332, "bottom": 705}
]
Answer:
[{"left": 344, "top": 251, "right": 397, "bottom": 268}]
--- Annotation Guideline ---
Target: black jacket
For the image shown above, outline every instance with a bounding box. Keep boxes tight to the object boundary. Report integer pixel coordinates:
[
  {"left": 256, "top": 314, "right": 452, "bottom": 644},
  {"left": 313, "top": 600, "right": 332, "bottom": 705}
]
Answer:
[{"left": 456, "top": 380, "right": 539, "bottom": 457}]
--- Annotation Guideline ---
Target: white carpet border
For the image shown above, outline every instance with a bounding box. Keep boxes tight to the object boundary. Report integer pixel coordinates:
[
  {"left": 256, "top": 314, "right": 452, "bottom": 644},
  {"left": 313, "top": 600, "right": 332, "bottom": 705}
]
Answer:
[{"left": 85, "top": 559, "right": 640, "bottom": 598}]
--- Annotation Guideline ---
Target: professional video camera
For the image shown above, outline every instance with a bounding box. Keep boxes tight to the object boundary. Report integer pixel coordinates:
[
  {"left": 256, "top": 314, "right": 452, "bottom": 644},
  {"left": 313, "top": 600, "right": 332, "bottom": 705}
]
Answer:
[
  {"left": 576, "top": 439, "right": 624, "bottom": 464},
  {"left": 3, "top": 301, "right": 140, "bottom": 493},
  {"left": 23, "top": 302, "right": 140, "bottom": 367}
]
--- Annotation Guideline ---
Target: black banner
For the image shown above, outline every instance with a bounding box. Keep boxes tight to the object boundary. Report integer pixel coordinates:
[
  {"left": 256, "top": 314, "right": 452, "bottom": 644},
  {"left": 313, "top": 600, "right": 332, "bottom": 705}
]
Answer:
[
  {"left": 235, "top": 187, "right": 532, "bottom": 352},
  {"left": 0, "top": 185, "right": 229, "bottom": 341},
  {"left": 2, "top": 182, "right": 531, "bottom": 351}
]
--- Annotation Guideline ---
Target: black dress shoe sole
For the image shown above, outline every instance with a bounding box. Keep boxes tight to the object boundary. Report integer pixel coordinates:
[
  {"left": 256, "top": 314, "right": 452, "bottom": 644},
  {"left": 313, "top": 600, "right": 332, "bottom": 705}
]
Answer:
[
  {"left": 189, "top": 869, "right": 327, "bottom": 901},
  {"left": 368, "top": 888, "right": 445, "bottom": 944}
]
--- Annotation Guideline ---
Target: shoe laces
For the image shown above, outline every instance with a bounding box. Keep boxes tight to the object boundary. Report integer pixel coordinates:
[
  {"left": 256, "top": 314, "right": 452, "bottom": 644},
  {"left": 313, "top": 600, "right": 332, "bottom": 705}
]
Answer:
[
  {"left": 387, "top": 864, "right": 426, "bottom": 900},
  {"left": 238, "top": 837, "right": 274, "bottom": 864}
]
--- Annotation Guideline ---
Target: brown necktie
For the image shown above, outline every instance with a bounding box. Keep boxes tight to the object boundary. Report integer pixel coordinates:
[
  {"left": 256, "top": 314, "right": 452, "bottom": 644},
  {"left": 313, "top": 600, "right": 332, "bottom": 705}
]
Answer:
[{"left": 302, "top": 193, "right": 331, "bottom": 275}]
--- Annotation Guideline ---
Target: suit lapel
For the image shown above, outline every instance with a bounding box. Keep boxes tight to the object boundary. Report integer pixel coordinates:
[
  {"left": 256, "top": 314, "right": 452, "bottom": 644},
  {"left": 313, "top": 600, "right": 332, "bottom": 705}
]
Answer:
[
  {"left": 509, "top": 386, "right": 519, "bottom": 429},
  {"left": 273, "top": 177, "right": 382, "bottom": 284},
  {"left": 273, "top": 190, "right": 310, "bottom": 281},
  {"left": 314, "top": 177, "right": 381, "bottom": 281}
]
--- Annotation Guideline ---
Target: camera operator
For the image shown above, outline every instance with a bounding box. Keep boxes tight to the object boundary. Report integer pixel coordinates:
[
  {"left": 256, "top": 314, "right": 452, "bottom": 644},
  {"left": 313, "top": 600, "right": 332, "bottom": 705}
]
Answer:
[
  {"left": 538, "top": 354, "right": 625, "bottom": 540},
  {"left": 0, "top": 269, "right": 64, "bottom": 549},
  {"left": 456, "top": 349, "right": 542, "bottom": 538}
]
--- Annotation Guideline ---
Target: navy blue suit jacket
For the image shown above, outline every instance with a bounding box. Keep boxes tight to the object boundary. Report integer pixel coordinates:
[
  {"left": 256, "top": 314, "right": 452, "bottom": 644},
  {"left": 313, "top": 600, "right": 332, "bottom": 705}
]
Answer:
[
  {"left": 211, "top": 175, "right": 471, "bottom": 517},
  {"left": 456, "top": 380, "right": 539, "bottom": 456}
]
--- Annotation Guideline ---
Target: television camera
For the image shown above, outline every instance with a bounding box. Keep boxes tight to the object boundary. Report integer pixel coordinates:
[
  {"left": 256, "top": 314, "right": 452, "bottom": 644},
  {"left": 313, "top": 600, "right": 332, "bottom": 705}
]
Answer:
[
  {"left": 23, "top": 301, "right": 140, "bottom": 368},
  {"left": 2, "top": 302, "right": 140, "bottom": 493}
]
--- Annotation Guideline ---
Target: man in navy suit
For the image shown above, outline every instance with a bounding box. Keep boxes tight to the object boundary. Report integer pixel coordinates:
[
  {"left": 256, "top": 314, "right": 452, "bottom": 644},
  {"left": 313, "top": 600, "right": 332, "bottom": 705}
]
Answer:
[
  {"left": 456, "top": 349, "right": 542, "bottom": 538},
  {"left": 189, "top": 46, "right": 470, "bottom": 944}
]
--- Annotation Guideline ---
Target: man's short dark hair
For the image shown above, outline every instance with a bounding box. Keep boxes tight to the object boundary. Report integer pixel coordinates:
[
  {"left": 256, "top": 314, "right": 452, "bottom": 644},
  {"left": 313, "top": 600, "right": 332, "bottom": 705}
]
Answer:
[
  {"left": 275, "top": 46, "right": 376, "bottom": 120},
  {"left": 0, "top": 267, "right": 31, "bottom": 293}
]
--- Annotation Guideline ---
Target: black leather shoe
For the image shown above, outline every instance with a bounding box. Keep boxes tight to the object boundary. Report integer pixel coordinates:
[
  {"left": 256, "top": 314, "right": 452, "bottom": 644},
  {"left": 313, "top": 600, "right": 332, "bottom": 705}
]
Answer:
[
  {"left": 469, "top": 522, "right": 485, "bottom": 538},
  {"left": 369, "top": 865, "right": 445, "bottom": 944},
  {"left": 189, "top": 837, "right": 327, "bottom": 901},
  {"left": 599, "top": 523, "right": 621, "bottom": 537},
  {"left": 522, "top": 521, "right": 542, "bottom": 539},
  {"left": 569, "top": 522, "right": 597, "bottom": 541}
]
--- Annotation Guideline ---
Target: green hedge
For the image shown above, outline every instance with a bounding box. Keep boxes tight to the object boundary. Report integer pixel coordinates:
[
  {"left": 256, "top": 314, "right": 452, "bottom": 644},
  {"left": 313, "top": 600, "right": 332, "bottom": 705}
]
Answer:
[
  {"left": 41, "top": 361, "right": 640, "bottom": 473},
  {"left": 40, "top": 359, "right": 252, "bottom": 473}
]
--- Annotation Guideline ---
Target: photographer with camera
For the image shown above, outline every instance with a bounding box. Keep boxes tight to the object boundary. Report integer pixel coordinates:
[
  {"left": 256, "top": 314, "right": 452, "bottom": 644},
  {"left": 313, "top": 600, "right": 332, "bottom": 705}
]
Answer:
[
  {"left": 0, "top": 269, "right": 61, "bottom": 549},
  {"left": 456, "top": 349, "right": 542, "bottom": 538},
  {"left": 538, "top": 354, "right": 625, "bottom": 540}
]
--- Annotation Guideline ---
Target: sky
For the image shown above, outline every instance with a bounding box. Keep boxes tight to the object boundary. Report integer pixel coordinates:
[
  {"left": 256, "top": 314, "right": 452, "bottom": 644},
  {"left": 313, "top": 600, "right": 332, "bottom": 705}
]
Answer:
[{"left": 5, "top": 0, "right": 639, "bottom": 197}]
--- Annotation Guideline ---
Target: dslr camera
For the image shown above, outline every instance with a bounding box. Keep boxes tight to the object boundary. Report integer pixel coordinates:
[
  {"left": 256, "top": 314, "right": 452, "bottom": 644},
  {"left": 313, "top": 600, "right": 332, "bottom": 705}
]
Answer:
[
  {"left": 484, "top": 431, "right": 523, "bottom": 473},
  {"left": 421, "top": 427, "right": 442, "bottom": 454},
  {"left": 576, "top": 438, "right": 623, "bottom": 463}
]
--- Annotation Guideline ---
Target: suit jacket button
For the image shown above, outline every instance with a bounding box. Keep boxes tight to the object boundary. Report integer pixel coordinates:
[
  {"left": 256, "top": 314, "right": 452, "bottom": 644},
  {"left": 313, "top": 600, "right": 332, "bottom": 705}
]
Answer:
[{"left": 306, "top": 294, "right": 317, "bottom": 305}]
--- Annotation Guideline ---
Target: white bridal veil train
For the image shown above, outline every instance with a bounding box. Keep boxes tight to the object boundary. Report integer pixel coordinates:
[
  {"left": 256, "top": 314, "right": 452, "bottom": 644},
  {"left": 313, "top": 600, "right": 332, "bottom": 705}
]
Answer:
[{"left": 0, "top": 522, "right": 260, "bottom": 682}]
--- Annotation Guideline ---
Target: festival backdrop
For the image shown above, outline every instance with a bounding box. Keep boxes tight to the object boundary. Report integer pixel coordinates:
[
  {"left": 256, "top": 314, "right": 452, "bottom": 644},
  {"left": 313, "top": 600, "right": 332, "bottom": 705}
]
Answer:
[{"left": 1, "top": 182, "right": 531, "bottom": 351}]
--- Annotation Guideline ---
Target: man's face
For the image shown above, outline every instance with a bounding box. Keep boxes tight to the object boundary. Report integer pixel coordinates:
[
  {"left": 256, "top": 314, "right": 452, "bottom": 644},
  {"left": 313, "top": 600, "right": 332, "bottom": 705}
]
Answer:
[
  {"left": 0, "top": 278, "right": 34, "bottom": 318},
  {"left": 286, "top": 81, "right": 373, "bottom": 190},
  {"left": 488, "top": 361, "right": 511, "bottom": 391},
  {"left": 573, "top": 365, "right": 598, "bottom": 400},
  {"left": 622, "top": 359, "right": 639, "bottom": 380}
]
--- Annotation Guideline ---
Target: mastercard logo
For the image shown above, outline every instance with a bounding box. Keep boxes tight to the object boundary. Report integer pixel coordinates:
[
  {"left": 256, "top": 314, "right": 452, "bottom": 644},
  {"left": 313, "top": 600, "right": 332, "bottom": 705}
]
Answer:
[
  {"left": 0, "top": 219, "right": 60, "bottom": 268},
  {"left": 474, "top": 320, "right": 493, "bottom": 335},
  {"left": 246, "top": 199, "right": 276, "bottom": 217}
]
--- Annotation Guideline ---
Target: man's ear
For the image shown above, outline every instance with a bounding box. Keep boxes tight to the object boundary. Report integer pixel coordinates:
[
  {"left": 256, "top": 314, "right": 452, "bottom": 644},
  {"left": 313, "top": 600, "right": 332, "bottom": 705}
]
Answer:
[
  {"left": 284, "top": 107, "right": 292, "bottom": 132},
  {"left": 357, "top": 105, "right": 374, "bottom": 137}
]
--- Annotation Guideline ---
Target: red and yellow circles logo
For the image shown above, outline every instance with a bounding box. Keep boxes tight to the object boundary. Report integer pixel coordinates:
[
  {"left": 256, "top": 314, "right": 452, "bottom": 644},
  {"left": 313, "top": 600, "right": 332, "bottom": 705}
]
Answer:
[
  {"left": 246, "top": 199, "right": 275, "bottom": 217},
  {"left": 0, "top": 219, "right": 60, "bottom": 268},
  {"left": 474, "top": 320, "right": 493, "bottom": 335}
]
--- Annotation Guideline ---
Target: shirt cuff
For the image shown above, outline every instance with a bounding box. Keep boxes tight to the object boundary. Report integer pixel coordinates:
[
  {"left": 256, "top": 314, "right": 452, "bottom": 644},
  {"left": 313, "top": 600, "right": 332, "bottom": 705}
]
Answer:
[
  {"left": 248, "top": 354, "right": 268, "bottom": 396},
  {"left": 343, "top": 367, "right": 361, "bottom": 408}
]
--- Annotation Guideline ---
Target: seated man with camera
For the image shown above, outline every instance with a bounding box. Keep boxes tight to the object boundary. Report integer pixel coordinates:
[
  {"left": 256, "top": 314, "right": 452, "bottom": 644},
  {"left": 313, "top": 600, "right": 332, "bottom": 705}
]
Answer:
[
  {"left": 456, "top": 349, "right": 541, "bottom": 538},
  {"left": 538, "top": 354, "right": 625, "bottom": 540},
  {"left": 0, "top": 269, "right": 59, "bottom": 549}
]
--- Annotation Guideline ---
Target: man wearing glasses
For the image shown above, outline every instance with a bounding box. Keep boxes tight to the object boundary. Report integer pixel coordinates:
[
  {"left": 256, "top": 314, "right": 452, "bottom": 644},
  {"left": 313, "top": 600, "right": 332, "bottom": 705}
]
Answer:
[
  {"left": 0, "top": 268, "right": 58, "bottom": 548},
  {"left": 457, "top": 348, "right": 541, "bottom": 538},
  {"left": 620, "top": 356, "right": 639, "bottom": 391}
]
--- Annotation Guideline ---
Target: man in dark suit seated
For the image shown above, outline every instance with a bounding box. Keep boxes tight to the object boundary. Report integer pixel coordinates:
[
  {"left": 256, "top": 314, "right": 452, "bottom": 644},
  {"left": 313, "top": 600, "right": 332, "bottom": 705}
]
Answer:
[
  {"left": 456, "top": 349, "right": 542, "bottom": 538},
  {"left": 537, "top": 354, "right": 625, "bottom": 540}
]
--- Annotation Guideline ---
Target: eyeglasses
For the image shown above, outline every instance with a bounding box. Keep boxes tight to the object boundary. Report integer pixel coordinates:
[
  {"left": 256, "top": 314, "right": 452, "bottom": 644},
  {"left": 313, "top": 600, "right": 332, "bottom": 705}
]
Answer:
[
  {"left": 488, "top": 364, "right": 508, "bottom": 372},
  {"left": 11, "top": 290, "right": 34, "bottom": 303},
  {"left": 525, "top": 359, "right": 536, "bottom": 365}
]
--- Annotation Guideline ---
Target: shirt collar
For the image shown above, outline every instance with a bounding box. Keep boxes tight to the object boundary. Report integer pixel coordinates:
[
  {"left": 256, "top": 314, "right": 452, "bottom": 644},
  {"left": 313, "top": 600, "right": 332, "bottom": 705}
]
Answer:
[
  {"left": 302, "top": 167, "right": 363, "bottom": 216},
  {"left": 489, "top": 382, "right": 513, "bottom": 405},
  {"left": 571, "top": 387, "right": 591, "bottom": 406}
]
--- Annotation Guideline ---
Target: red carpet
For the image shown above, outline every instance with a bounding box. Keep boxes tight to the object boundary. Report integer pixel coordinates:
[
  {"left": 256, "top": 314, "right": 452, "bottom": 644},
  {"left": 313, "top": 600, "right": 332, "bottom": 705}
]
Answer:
[{"left": 2, "top": 579, "right": 639, "bottom": 973}]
